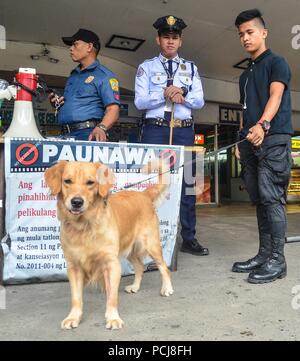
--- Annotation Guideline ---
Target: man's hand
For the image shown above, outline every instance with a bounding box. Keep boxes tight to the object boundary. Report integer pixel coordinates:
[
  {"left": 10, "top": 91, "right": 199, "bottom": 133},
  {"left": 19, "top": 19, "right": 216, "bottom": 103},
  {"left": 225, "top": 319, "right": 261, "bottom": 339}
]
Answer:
[
  {"left": 164, "top": 85, "right": 183, "bottom": 100},
  {"left": 88, "top": 127, "right": 107, "bottom": 142},
  {"left": 171, "top": 93, "right": 185, "bottom": 104},
  {"left": 49, "top": 92, "right": 64, "bottom": 107},
  {"left": 246, "top": 124, "right": 265, "bottom": 146}
]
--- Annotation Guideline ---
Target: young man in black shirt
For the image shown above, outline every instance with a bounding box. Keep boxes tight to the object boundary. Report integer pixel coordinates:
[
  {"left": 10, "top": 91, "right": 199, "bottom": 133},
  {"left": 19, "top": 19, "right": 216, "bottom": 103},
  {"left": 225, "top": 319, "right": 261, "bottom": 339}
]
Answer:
[{"left": 232, "top": 9, "right": 293, "bottom": 283}]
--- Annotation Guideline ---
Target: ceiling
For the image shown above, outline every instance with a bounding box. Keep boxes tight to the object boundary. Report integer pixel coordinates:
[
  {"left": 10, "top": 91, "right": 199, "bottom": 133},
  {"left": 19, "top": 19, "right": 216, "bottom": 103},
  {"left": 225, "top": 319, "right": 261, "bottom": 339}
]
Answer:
[{"left": 0, "top": 0, "right": 299, "bottom": 90}]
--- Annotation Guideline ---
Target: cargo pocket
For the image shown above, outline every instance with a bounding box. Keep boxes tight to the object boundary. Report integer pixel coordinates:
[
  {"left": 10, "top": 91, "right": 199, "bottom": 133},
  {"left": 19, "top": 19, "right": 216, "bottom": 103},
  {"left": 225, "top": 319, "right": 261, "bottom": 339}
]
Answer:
[{"left": 263, "top": 144, "right": 291, "bottom": 186}]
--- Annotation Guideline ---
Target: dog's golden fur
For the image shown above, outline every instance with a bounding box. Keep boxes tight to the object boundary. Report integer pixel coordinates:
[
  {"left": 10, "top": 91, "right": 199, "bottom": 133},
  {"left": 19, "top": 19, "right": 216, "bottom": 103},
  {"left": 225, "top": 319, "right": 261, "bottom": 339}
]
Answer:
[{"left": 44, "top": 160, "right": 173, "bottom": 330}]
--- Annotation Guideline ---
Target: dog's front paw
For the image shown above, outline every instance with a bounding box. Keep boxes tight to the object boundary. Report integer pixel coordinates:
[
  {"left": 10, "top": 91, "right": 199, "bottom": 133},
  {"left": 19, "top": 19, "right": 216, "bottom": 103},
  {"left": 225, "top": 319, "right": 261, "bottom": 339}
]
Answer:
[
  {"left": 106, "top": 318, "right": 124, "bottom": 330},
  {"left": 61, "top": 317, "right": 81, "bottom": 330},
  {"left": 160, "top": 285, "right": 174, "bottom": 297},
  {"left": 124, "top": 284, "right": 140, "bottom": 294}
]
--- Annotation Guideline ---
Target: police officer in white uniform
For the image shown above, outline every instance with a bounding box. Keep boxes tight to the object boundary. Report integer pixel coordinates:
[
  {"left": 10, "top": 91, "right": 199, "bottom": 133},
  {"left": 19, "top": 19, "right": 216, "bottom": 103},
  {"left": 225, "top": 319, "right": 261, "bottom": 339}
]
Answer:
[{"left": 135, "top": 15, "right": 209, "bottom": 256}]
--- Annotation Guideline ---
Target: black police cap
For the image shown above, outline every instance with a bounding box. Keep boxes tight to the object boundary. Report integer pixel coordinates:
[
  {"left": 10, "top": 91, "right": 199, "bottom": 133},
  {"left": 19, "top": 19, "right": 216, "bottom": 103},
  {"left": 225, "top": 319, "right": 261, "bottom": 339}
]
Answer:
[
  {"left": 153, "top": 15, "right": 187, "bottom": 35},
  {"left": 62, "top": 28, "right": 101, "bottom": 50}
]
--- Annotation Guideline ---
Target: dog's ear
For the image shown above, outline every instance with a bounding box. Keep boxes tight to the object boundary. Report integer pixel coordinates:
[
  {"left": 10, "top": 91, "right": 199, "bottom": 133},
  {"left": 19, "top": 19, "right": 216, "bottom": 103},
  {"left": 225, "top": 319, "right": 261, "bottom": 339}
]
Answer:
[
  {"left": 96, "top": 163, "right": 116, "bottom": 198},
  {"left": 44, "top": 161, "right": 68, "bottom": 196}
]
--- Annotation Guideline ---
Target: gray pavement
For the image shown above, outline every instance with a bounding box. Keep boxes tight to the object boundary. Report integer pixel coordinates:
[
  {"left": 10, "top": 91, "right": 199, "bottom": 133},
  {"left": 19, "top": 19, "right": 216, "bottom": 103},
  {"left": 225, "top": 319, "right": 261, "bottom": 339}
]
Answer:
[{"left": 1, "top": 203, "right": 300, "bottom": 341}]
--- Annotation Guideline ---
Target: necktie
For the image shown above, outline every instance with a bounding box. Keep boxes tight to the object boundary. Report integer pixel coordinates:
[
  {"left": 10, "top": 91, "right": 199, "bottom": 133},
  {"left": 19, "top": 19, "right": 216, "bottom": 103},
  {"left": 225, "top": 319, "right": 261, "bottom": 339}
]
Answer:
[
  {"left": 167, "top": 60, "right": 173, "bottom": 86},
  {"left": 165, "top": 60, "right": 173, "bottom": 121}
]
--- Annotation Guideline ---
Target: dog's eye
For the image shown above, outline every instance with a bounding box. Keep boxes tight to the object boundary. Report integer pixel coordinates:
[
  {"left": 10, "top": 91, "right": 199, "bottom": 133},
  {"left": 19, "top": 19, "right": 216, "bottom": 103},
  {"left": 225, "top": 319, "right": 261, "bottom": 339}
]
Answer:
[
  {"left": 64, "top": 179, "right": 72, "bottom": 185},
  {"left": 86, "top": 180, "right": 95, "bottom": 186}
]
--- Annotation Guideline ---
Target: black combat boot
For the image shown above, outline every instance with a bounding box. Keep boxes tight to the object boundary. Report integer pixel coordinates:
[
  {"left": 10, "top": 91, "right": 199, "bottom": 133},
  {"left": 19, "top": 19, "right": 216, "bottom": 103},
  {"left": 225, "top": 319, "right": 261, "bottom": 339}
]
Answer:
[
  {"left": 232, "top": 234, "right": 272, "bottom": 273},
  {"left": 248, "top": 237, "right": 287, "bottom": 284}
]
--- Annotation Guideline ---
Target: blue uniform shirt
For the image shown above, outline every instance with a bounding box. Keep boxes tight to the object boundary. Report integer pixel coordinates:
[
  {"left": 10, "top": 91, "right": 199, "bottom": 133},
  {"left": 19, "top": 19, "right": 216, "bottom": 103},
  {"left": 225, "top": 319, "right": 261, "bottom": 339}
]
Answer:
[
  {"left": 134, "top": 53, "right": 204, "bottom": 119},
  {"left": 58, "top": 60, "right": 120, "bottom": 124}
]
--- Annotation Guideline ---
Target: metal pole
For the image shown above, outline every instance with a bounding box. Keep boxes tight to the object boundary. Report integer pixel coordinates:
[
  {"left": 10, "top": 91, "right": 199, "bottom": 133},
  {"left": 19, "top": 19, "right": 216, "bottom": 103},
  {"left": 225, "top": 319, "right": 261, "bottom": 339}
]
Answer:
[
  {"left": 285, "top": 236, "right": 300, "bottom": 243},
  {"left": 214, "top": 124, "right": 219, "bottom": 205}
]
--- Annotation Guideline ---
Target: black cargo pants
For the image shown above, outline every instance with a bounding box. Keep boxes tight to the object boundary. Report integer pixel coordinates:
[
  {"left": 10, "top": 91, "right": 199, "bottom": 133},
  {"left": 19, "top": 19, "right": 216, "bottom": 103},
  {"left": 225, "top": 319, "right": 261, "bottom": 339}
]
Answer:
[{"left": 239, "top": 134, "right": 292, "bottom": 240}]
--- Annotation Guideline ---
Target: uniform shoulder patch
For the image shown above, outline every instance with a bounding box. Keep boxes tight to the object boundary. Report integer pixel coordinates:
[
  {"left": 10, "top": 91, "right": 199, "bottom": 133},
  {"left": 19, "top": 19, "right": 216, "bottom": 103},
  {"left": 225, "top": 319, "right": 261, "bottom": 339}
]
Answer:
[
  {"left": 109, "top": 78, "right": 119, "bottom": 92},
  {"left": 137, "top": 66, "right": 145, "bottom": 77}
]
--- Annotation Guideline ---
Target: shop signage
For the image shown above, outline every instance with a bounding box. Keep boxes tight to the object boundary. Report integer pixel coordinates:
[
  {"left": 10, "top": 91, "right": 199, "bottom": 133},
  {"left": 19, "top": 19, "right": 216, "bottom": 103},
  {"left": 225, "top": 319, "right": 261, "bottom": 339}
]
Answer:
[
  {"left": 219, "top": 104, "right": 242, "bottom": 125},
  {"left": 194, "top": 134, "right": 204, "bottom": 145},
  {"left": 292, "top": 139, "right": 300, "bottom": 149}
]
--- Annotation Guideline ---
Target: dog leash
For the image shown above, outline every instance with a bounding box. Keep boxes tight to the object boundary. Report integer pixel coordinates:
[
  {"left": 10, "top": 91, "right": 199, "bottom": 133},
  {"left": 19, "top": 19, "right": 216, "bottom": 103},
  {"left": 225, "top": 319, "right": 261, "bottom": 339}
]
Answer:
[{"left": 113, "top": 138, "right": 247, "bottom": 192}]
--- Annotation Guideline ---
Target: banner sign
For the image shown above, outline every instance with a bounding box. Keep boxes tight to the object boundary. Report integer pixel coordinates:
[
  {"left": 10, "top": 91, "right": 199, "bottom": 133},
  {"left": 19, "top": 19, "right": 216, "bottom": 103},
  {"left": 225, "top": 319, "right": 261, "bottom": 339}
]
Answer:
[{"left": 2, "top": 138, "right": 184, "bottom": 284}]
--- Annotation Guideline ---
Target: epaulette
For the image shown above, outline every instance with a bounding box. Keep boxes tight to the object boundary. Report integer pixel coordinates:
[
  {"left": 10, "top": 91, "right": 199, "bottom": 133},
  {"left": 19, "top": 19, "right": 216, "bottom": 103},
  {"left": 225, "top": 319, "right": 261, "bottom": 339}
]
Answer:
[{"left": 143, "top": 56, "right": 158, "bottom": 64}]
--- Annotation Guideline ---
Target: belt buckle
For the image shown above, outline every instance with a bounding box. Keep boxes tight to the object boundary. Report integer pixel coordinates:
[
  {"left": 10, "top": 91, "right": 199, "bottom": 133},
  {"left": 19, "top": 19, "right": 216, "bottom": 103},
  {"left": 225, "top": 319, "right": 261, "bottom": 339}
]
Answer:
[{"left": 173, "top": 119, "right": 182, "bottom": 128}]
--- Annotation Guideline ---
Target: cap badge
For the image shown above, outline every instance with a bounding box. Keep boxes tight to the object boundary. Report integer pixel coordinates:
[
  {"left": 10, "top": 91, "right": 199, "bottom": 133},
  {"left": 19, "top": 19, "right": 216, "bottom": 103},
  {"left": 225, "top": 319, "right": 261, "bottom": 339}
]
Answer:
[{"left": 167, "top": 16, "right": 176, "bottom": 26}]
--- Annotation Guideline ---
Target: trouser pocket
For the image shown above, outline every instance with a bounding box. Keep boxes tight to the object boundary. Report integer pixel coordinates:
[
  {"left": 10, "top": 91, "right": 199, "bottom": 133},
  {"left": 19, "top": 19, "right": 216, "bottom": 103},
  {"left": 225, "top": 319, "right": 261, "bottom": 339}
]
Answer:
[{"left": 262, "top": 144, "right": 292, "bottom": 186}]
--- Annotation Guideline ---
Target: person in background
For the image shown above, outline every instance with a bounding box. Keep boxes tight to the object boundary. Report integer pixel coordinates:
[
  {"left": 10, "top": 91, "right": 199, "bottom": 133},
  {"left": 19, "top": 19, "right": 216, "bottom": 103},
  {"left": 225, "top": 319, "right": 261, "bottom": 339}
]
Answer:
[{"left": 49, "top": 28, "right": 120, "bottom": 141}]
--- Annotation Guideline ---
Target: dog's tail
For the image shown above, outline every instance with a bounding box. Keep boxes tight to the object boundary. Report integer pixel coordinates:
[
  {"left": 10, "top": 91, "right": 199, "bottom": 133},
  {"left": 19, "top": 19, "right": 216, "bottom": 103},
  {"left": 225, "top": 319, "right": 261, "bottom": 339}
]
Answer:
[{"left": 142, "top": 159, "right": 170, "bottom": 207}]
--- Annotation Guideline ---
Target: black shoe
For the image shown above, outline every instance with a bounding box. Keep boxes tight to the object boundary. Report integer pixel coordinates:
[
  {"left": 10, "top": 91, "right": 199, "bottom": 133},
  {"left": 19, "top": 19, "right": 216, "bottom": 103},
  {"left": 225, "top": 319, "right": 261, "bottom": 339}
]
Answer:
[{"left": 181, "top": 239, "right": 209, "bottom": 256}]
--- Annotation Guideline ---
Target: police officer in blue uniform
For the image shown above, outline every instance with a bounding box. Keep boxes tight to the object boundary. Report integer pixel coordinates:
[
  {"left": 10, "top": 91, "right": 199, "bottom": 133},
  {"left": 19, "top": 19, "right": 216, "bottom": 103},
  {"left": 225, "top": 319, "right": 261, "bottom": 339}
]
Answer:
[
  {"left": 50, "top": 28, "right": 120, "bottom": 141},
  {"left": 135, "top": 15, "right": 209, "bottom": 256},
  {"left": 232, "top": 10, "right": 293, "bottom": 283}
]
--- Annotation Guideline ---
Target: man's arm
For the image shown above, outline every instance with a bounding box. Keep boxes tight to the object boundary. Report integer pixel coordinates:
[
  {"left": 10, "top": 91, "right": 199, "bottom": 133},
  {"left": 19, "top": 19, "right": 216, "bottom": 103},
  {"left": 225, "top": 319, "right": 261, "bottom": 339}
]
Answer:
[
  {"left": 184, "top": 65, "right": 205, "bottom": 110},
  {"left": 247, "top": 81, "right": 285, "bottom": 146},
  {"left": 88, "top": 104, "right": 119, "bottom": 142}
]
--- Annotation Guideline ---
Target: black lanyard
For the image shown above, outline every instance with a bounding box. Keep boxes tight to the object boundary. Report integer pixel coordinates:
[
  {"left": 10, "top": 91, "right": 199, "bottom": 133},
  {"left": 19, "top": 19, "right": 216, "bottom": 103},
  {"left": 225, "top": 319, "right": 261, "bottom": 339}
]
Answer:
[{"left": 160, "top": 60, "right": 180, "bottom": 84}]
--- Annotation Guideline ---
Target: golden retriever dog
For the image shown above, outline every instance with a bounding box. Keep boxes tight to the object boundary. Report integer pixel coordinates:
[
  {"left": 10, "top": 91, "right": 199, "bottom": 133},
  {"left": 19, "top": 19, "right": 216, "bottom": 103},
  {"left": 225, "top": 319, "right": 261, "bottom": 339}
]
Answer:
[{"left": 44, "top": 160, "right": 173, "bottom": 330}]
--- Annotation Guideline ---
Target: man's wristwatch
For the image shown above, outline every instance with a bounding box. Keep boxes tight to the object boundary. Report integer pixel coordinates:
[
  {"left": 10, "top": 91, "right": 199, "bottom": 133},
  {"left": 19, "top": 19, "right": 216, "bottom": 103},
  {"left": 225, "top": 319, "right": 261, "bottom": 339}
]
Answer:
[
  {"left": 97, "top": 123, "right": 109, "bottom": 137},
  {"left": 181, "top": 86, "right": 188, "bottom": 97},
  {"left": 257, "top": 119, "right": 271, "bottom": 133}
]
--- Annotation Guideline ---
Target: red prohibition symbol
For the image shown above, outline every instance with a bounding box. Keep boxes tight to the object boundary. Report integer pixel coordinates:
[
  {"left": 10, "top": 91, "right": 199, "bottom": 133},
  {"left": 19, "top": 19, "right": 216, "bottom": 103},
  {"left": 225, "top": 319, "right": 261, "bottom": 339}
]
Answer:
[
  {"left": 16, "top": 143, "right": 39, "bottom": 165},
  {"left": 160, "top": 149, "right": 177, "bottom": 167}
]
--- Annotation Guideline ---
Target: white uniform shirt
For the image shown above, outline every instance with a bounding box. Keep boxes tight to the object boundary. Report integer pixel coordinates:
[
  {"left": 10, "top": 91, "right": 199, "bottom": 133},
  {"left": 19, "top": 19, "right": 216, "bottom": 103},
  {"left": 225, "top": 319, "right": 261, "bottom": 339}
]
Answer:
[{"left": 134, "top": 53, "right": 205, "bottom": 120}]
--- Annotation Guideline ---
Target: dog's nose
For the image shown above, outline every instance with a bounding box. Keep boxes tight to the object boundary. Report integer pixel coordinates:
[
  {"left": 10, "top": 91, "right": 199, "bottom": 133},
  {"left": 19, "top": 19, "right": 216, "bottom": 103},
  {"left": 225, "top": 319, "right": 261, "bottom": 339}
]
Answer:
[{"left": 71, "top": 197, "right": 84, "bottom": 209}]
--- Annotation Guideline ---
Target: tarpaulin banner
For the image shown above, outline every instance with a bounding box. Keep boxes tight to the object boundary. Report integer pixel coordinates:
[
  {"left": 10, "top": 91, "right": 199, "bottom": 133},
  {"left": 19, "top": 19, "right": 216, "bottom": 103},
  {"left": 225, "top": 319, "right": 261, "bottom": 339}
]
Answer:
[{"left": 2, "top": 138, "right": 184, "bottom": 284}]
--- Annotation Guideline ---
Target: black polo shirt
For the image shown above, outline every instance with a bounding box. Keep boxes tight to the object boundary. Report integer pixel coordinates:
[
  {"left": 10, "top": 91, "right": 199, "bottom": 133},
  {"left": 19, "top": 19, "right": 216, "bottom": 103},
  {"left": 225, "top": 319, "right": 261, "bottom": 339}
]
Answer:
[{"left": 239, "top": 49, "right": 293, "bottom": 138}]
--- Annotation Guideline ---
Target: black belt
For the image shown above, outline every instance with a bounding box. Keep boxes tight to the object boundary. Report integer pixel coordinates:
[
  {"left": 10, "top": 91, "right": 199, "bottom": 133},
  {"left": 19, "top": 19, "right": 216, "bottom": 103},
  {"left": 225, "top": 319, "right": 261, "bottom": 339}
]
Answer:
[
  {"left": 144, "top": 118, "right": 193, "bottom": 128},
  {"left": 62, "top": 119, "right": 100, "bottom": 134}
]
